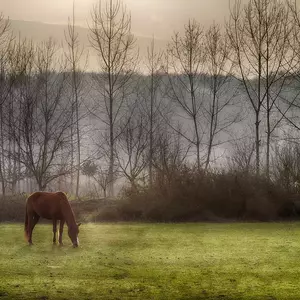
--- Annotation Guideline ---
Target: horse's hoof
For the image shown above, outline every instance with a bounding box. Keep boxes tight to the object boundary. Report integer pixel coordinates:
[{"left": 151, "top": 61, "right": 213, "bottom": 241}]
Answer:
[
  {"left": 59, "top": 243, "right": 63, "bottom": 247},
  {"left": 28, "top": 243, "right": 33, "bottom": 246}
]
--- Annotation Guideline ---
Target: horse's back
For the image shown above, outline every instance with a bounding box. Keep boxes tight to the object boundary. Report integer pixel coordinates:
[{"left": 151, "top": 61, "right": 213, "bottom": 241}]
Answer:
[{"left": 26, "top": 192, "right": 68, "bottom": 220}]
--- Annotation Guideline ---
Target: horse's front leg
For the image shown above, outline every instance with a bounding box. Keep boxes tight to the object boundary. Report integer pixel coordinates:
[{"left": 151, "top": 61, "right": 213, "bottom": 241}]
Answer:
[
  {"left": 28, "top": 214, "right": 40, "bottom": 245},
  {"left": 59, "top": 220, "right": 65, "bottom": 246},
  {"left": 52, "top": 219, "right": 57, "bottom": 244},
  {"left": 27, "top": 214, "right": 33, "bottom": 245}
]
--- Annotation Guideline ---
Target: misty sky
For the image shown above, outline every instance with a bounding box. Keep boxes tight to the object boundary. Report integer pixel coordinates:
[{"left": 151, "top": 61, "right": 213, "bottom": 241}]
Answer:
[{"left": 0, "top": 0, "right": 241, "bottom": 38}]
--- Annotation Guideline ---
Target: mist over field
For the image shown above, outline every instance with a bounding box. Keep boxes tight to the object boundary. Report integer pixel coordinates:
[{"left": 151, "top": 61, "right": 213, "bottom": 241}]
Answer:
[
  {"left": 0, "top": 0, "right": 299, "bottom": 220},
  {"left": 3, "top": 2, "right": 300, "bottom": 300}
]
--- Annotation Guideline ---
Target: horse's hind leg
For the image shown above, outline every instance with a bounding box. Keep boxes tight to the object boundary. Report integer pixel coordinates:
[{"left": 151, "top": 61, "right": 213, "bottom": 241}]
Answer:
[
  {"left": 53, "top": 220, "right": 57, "bottom": 244},
  {"left": 58, "top": 220, "right": 65, "bottom": 246}
]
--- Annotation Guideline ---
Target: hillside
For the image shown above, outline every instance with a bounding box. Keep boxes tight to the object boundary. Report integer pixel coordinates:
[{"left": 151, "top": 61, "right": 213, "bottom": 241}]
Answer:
[{"left": 9, "top": 19, "right": 169, "bottom": 71}]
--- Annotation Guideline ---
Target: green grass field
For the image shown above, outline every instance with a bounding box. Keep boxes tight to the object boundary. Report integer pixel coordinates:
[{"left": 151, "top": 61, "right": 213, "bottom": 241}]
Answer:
[{"left": 0, "top": 223, "right": 300, "bottom": 300}]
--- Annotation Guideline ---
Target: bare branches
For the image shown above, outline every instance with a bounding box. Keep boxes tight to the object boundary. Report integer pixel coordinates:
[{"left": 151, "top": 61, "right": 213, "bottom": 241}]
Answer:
[
  {"left": 9, "top": 39, "right": 73, "bottom": 190},
  {"left": 89, "top": 0, "right": 136, "bottom": 78},
  {"left": 166, "top": 20, "right": 205, "bottom": 171},
  {"left": 141, "top": 37, "right": 165, "bottom": 186},
  {"left": 89, "top": 0, "right": 137, "bottom": 196},
  {"left": 203, "top": 23, "right": 240, "bottom": 170},
  {"left": 227, "top": 0, "right": 294, "bottom": 177},
  {"left": 116, "top": 108, "right": 148, "bottom": 188},
  {"left": 64, "top": 3, "right": 88, "bottom": 199}
]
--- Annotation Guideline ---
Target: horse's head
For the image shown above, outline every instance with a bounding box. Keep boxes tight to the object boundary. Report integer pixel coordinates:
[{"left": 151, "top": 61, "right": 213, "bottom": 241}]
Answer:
[{"left": 68, "top": 223, "right": 81, "bottom": 247}]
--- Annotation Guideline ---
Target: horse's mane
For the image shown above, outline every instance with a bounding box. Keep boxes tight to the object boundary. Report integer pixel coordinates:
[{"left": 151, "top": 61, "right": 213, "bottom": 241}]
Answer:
[{"left": 55, "top": 192, "right": 76, "bottom": 227}]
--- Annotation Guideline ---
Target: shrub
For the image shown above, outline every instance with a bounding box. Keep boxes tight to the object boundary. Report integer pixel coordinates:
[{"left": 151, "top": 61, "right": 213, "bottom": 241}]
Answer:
[
  {"left": 0, "top": 194, "right": 27, "bottom": 222},
  {"left": 118, "top": 167, "right": 292, "bottom": 222}
]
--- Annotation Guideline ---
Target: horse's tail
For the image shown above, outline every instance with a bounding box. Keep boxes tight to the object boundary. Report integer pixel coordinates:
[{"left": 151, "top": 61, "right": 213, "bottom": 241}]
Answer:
[{"left": 24, "top": 202, "right": 29, "bottom": 241}]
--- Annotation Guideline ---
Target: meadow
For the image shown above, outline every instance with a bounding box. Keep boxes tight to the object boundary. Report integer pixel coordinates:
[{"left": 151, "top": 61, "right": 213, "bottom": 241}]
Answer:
[{"left": 0, "top": 222, "right": 300, "bottom": 300}]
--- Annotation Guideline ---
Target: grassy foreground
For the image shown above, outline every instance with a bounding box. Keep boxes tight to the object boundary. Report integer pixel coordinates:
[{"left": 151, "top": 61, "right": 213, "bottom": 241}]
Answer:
[{"left": 0, "top": 223, "right": 300, "bottom": 300}]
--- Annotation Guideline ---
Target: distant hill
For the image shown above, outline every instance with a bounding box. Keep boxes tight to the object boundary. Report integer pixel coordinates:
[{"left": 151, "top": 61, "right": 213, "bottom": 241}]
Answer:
[{"left": 9, "top": 20, "right": 169, "bottom": 71}]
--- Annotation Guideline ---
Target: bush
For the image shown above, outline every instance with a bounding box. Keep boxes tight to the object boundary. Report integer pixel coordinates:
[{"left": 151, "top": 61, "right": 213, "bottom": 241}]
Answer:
[
  {"left": 0, "top": 194, "right": 27, "bottom": 222},
  {"left": 0, "top": 167, "right": 297, "bottom": 223},
  {"left": 0, "top": 196, "right": 121, "bottom": 223},
  {"left": 118, "top": 167, "right": 293, "bottom": 222}
]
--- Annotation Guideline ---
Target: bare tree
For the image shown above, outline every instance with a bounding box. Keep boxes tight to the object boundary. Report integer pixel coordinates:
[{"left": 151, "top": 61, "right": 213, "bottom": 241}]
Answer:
[
  {"left": 5, "top": 37, "right": 34, "bottom": 194},
  {"left": 228, "top": 136, "right": 256, "bottom": 175},
  {"left": 227, "top": 0, "right": 294, "bottom": 177},
  {"left": 82, "top": 159, "right": 114, "bottom": 197},
  {"left": 0, "top": 14, "right": 12, "bottom": 196},
  {"left": 64, "top": 3, "right": 87, "bottom": 199},
  {"left": 272, "top": 141, "right": 300, "bottom": 192},
  {"left": 153, "top": 125, "right": 190, "bottom": 184},
  {"left": 203, "top": 23, "right": 240, "bottom": 170},
  {"left": 166, "top": 20, "right": 205, "bottom": 171},
  {"left": 92, "top": 166, "right": 111, "bottom": 198},
  {"left": 116, "top": 107, "right": 148, "bottom": 189},
  {"left": 11, "top": 39, "right": 73, "bottom": 190},
  {"left": 89, "top": 0, "right": 137, "bottom": 197},
  {"left": 272, "top": 1, "right": 300, "bottom": 139},
  {"left": 142, "top": 38, "right": 164, "bottom": 186}
]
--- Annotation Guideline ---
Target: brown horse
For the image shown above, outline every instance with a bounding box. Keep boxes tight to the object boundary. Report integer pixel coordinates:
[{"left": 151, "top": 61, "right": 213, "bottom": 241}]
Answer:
[{"left": 24, "top": 191, "right": 81, "bottom": 247}]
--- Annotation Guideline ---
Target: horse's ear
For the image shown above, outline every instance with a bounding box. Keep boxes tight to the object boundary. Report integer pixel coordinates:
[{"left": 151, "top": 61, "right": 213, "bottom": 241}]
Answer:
[{"left": 77, "top": 223, "right": 82, "bottom": 227}]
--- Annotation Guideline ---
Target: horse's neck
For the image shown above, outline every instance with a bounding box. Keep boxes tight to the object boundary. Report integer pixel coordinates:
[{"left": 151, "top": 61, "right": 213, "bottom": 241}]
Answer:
[{"left": 62, "top": 202, "right": 76, "bottom": 228}]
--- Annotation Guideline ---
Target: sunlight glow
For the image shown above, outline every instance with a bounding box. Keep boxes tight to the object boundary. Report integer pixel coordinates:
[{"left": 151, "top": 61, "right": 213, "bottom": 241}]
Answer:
[{"left": 0, "top": 0, "right": 235, "bottom": 37}]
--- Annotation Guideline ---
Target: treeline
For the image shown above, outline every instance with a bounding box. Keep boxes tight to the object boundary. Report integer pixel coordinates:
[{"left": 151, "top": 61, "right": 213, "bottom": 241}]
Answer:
[{"left": 1, "top": 0, "right": 300, "bottom": 213}]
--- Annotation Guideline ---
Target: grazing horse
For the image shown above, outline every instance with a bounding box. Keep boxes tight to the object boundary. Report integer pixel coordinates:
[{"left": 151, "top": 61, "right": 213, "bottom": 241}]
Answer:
[{"left": 24, "top": 191, "right": 81, "bottom": 247}]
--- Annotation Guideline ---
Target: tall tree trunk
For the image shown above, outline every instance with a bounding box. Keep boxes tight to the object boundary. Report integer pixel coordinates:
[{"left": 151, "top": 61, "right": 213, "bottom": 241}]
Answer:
[
  {"left": 255, "top": 113, "right": 260, "bottom": 176},
  {"left": 75, "top": 106, "right": 81, "bottom": 199},
  {"left": 108, "top": 115, "right": 114, "bottom": 197},
  {"left": 89, "top": 0, "right": 137, "bottom": 198},
  {"left": 0, "top": 105, "right": 5, "bottom": 197},
  {"left": 193, "top": 113, "right": 201, "bottom": 172},
  {"left": 149, "top": 73, "right": 154, "bottom": 187},
  {"left": 70, "top": 115, "right": 74, "bottom": 194},
  {"left": 205, "top": 77, "right": 217, "bottom": 171}
]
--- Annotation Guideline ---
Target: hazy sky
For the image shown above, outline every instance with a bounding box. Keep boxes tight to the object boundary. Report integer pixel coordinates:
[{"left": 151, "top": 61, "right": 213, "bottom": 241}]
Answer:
[{"left": 0, "top": 0, "right": 236, "bottom": 38}]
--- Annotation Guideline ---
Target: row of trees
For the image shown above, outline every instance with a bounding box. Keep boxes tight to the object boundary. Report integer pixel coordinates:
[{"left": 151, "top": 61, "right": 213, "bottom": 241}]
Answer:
[{"left": 1, "top": 0, "right": 300, "bottom": 198}]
